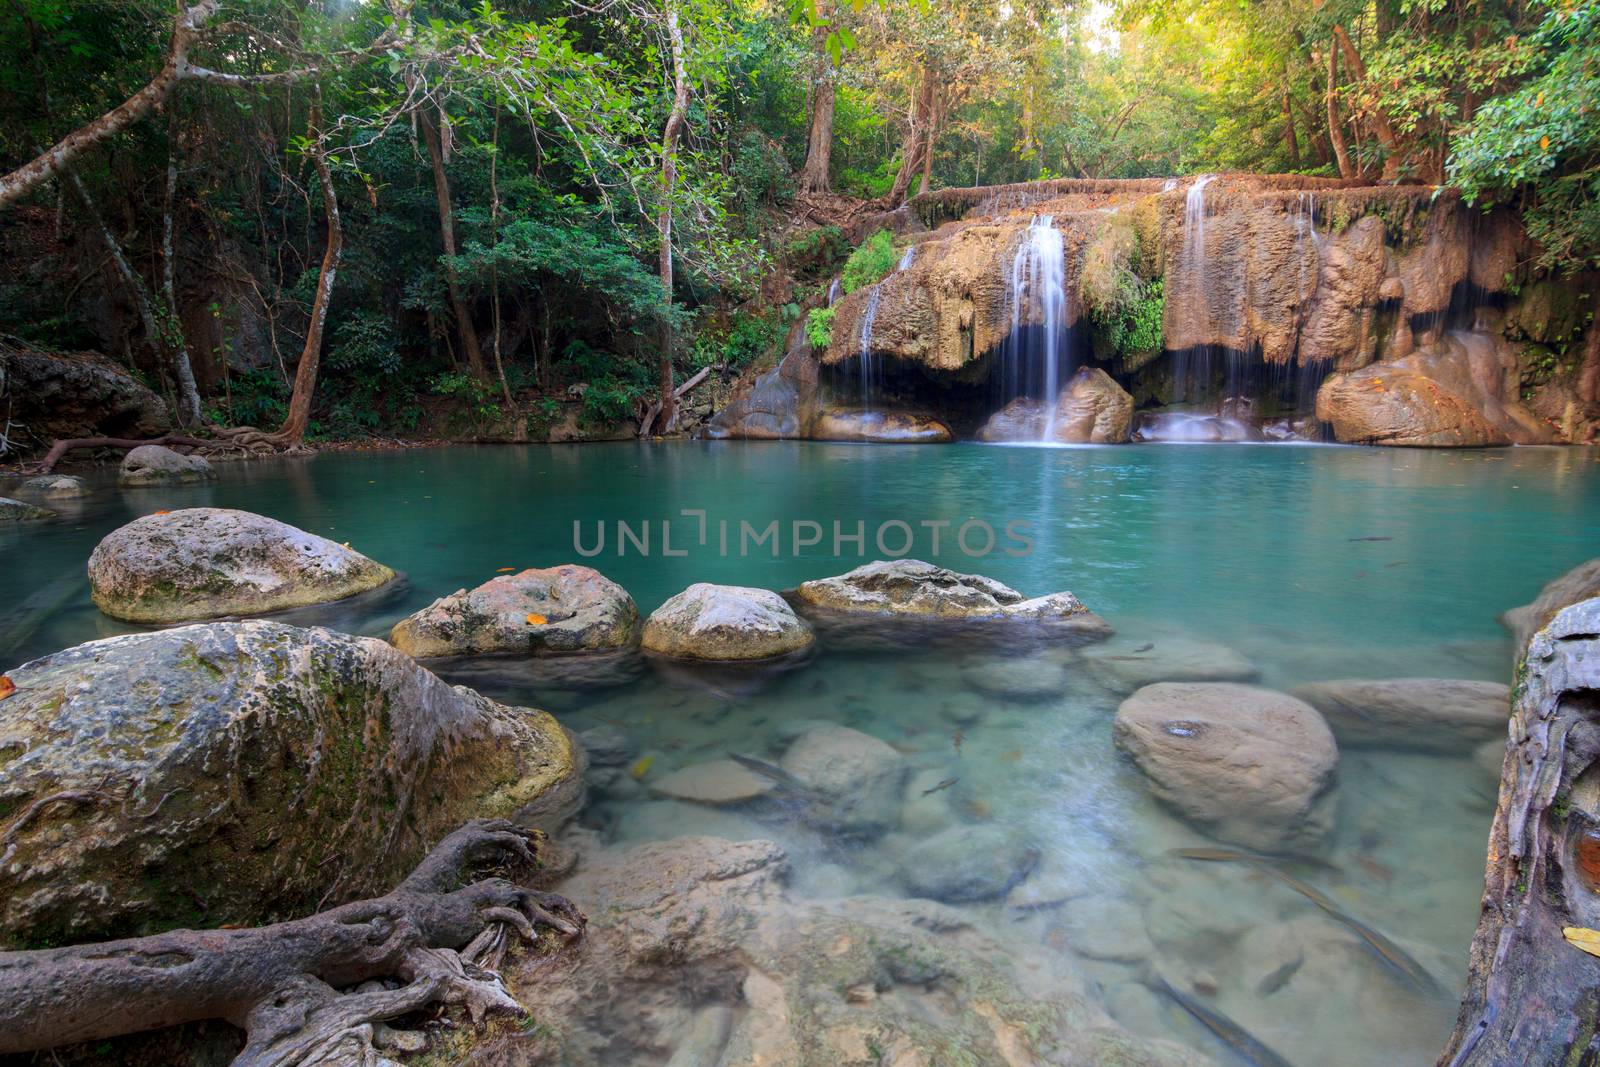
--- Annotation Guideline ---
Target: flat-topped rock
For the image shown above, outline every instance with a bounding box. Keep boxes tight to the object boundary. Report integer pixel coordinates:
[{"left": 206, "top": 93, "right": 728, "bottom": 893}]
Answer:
[
  {"left": 15, "top": 474, "right": 85, "bottom": 498},
  {"left": 642, "top": 583, "right": 813, "bottom": 661},
  {"left": 118, "top": 443, "right": 214, "bottom": 486},
  {"left": 0, "top": 496, "right": 53, "bottom": 521},
  {"left": 1114, "top": 682, "right": 1339, "bottom": 851},
  {"left": 88, "top": 507, "right": 396, "bottom": 623},
  {"left": 650, "top": 759, "right": 775, "bottom": 805},
  {"left": 899, "top": 824, "right": 1040, "bottom": 902},
  {"left": 790, "top": 559, "right": 1111, "bottom": 634},
  {"left": 1289, "top": 678, "right": 1509, "bottom": 752},
  {"left": 1084, "top": 635, "right": 1261, "bottom": 692},
  {"left": 391, "top": 564, "right": 639, "bottom": 658}
]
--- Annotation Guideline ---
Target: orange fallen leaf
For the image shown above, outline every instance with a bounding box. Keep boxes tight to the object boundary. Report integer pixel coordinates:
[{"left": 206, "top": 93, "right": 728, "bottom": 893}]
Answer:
[
  {"left": 151, "top": 510, "right": 170, "bottom": 516},
  {"left": 0, "top": 676, "right": 14, "bottom": 701},
  {"left": 497, "top": 566, "right": 516, "bottom": 573},
  {"left": 526, "top": 613, "right": 548, "bottom": 625}
]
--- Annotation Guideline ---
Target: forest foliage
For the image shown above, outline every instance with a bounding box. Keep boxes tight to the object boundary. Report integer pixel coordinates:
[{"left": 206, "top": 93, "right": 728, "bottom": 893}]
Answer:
[{"left": 0, "top": 0, "right": 1593, "bottom": 441}]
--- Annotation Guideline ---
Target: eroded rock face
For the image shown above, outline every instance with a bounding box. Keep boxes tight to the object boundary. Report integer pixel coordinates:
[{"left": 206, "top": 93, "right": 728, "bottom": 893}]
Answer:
[
  {"left": 810, "top": 408, "right": 954, "bottom": 443},
  {"left": 88, "top": 508, "right": 397, "bottom": 623},
  {"left": 1113, "top": 682, "right": 1339, "bottom": 850},
  {"left": 0, "top": 497, "right": 53, "bottom": 521},
  {"left": 791, "top": 559, "right": 1111, "bottom": 635},
  {"left": 0, "top": 621, "right": 582, "bottom": 946},
  {"left": 118, "top": 444, "right": 215, "bottom": 486},
  {"left": 1503, "top": 557, "right": 1600, "bottom": 652},
  {"left": 705, "top": 320, "right": 822, "bottom": 440},
  {"left": 1315, "top": 332, "right": 1552, "bottom": 446},
  {"left": 1289, "top": 678, "right": 1509, "bottom": 753},
  {"left": 641, "top": 583, "right": 814, "bottom": 661},
  {"left": 390, "top": 565, "right": 639, "bottom": 658},
  {"left": 0, "top": 346, "right": 171, "bottom": 447}
]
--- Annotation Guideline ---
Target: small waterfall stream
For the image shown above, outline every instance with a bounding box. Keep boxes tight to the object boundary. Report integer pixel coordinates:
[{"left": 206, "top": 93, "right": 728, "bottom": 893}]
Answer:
[
  {"left": 1000, "top": 215, "right": 1070, "bottom": 441},
  {"left": 857, "top": 286, "right": 883, "bottom": 412},
  {"left": 898, "top": 245, "right": 916, "bottom": 271},
  {"left": 827, "top": 278, "right": 840, "bottom": 306}
]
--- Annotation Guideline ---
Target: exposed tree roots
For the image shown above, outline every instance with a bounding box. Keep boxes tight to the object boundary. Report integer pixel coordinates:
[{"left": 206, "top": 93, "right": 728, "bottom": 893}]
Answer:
[
  {"left": 27, "top": 426, "right": 312, "bottom": 473},
  {"left": 0, "top": 820, "right": 585, "bottom": 1066}
]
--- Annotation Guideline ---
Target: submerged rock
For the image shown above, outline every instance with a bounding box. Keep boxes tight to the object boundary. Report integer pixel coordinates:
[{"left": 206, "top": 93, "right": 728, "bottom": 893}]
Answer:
[
  {"left": 811, "top": 408, "right": 954, "bottom": 443},
  {"left": 0, "top": 621, "right": 582, "bottom": 946},
  {"left": 791, "top": 559, "right": 1111, "bottom": 634},
  {"left": 15, "top": 474, "right": 85, "bottom": 498},
  {"left": 962, "top": 650, "right": 1069, "bottom": 700},
  {"left": 780, "top": 723, "right": 906, "bottom": 834},
  {"left": 390, "top": 564, "right": 639, "bottom": 658},
  {"left": 1502, "top": 556, "right": 1600, "bottom": 653},
  {"left": 88, "top": 507, "right": 396, "bottom": 623},
  {"left": 650, "top": 759, "right": 775, "bottom": 805},
  {"left": 899, "top": 823, "right": 1039, "bottom": 902},
  {"left": 1113, "top": 682, "right": 1339, "bottom": 851},
  {"left": 117, "top": 443, "right": 215, "bottom": 486},
  {"left": 0, "top": 496, "right": 53, "bottom": 521},
  {"left": 641, "top": 582, "right": 814, "bottom": 661},
  {"left": 1084, "top": 635, "right": 1261, "bottom": 692},
  {"left": 1289, "top": 678, "right": 1509, "bottom": 752}
]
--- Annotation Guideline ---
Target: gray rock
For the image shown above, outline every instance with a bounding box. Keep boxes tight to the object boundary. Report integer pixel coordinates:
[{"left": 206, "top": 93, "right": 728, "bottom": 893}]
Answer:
[
  {"left": 88, "top": 507, "right": 396, "bottom": 623},
  {"left": 0, "top": 496, "right": 53, "bottom": 521},
  {"left": 1113, "top": 683, "right": 1339, "bottom": 851},
  {"left": 0, "top": 346, "right": 171, "bottom": 442},
  {"left": 391, "top": 564, "right": 639, "bottom": 658},
  {"left": 579, "top": 724, "right": 631, "bottom": 767},
  {"left": 779, "top": 724, "right": 906, "bottom": 834},
  {"left": 641, "top": 582, "right": 813, "bottom": 661},
  {"left": 15, "top": 474, "right": 85, "bottom": 498},
  {"left": 650, "top": 759, "right": 775, "bottom": 805},
  {"left": 899, "top": 824, "right": 1039, "bottom": 902},
  {"left": 963, "top": 651, "right": 1068, "bottom": 701},
  {"left": 1085, "top": 635, "right": 1261, "bottom": 693},
  {"left": 0, "top": 621, "right": 583, "bottom": 947},
  {"left": 1503, "top": 557, "right": 1600, "bottom": 652},
  {"left": 1289, "top": 677, "right": 1509, "bottom": 752},
  {"left": 118, "top": 443, "right": 214, "bottom": 486}
]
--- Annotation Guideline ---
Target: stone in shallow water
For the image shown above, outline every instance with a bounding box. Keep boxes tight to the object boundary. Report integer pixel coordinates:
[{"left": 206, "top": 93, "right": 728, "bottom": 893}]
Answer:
[
  {"left": 962, "top": 651, "right": 1069, "bottom": 701},
  {"left": 15, "top": 474, "right": 85, "bottom": 497},
  {"left": 0, "top": 496, "right": 53, "bottom": 521},
  {"left": 1113, "top": 682, "right": 1339, "bottom": 851},
  {"left": 650, "top": 759, "right": 775, "bottom": 805},
  {"left": 579, "top": 723, "right": 631, "bottom": 767},
  {"left": 1057, "top": 896, "right": 1155, "bottom": 963},
  {"left": 390, "top": 564, "right": 639, "bottom": 657},
  {"left": 1288, "top": 677, "right": 1509, "bottom": 753},
  {"left": 642, "top": 582, "right": 814, "bottom": 661},
  {"left": 899, "top": 823, "right": 1040, "bottom": 903},
  {"left": 1005, "top": 855, "right": 1094, "bottom": 910},
  {"left": 780, "top": 723, "right": 905, "bottom": 834},
  {"left": 1474, "top": 737, "right": 1507, "bottom": 780},
  {"left": 117, "top": 443, "right": 214, "bottom": 486},
  {"left": 1084, "top": 635, "right": 1260, "bottom": 692},
  {"left": 88, "top": 507, "right": 396, "bottom": 623}
]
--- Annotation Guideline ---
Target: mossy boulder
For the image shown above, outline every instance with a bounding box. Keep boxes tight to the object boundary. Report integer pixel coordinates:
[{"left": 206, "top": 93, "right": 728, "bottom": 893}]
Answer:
[
  {"left": 0, "top": 620, "right": 582, "bottom": 947},
  {"left": 88, "top": 508, "right": 397, "bottom": 623},
  {"left": 391, "top": 565, "right": 640, "bottom": 658},
  {"left": 0, "top": 497, "right": 53, "bottom": 521},
  {"left": 118, "top": 444, "right": 214, "bottom": 486}
]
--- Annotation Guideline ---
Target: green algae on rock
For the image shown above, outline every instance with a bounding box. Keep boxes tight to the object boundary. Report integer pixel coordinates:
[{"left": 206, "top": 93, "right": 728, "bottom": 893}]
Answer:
[
  {"left": 0, "top": 496, "right": 54, "bottom": 521},
  {"left": 0, "top": 620, "right": 582, "bottom": 947},
  {"left": 88, "top": 507, "right": 397, "bottom": 623},
  {"left": 391, "top": 564, "right": 639, "bottom": 658}
]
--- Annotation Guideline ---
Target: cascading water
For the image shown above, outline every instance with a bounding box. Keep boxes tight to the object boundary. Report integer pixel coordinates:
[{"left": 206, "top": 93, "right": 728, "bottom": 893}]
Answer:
[
  {"left": 898, "top": 245, "right": 916, "bottom": 271},
  {"left": 827, "top": 278, "right": 840, "bottom": 306},
  {"left": 857, "top": 286, "right": 882, "bottom": 412},
  {"left": 1168, "top": 175, "right": 1218, "bottom": 407},
  {"left": 999, "top": 215, "right": 1070, "bottom": 442}
]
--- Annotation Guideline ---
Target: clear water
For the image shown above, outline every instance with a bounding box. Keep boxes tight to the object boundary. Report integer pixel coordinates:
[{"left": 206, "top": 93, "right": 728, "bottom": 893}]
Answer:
[{"left": 5, "top": 442, "right": 1599, "bottom": 1066}]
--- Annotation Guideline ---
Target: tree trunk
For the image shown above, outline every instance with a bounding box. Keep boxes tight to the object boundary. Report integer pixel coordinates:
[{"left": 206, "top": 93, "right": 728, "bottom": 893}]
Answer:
[
  {"left": 488, "top": 111, "right": 513, "bottom": 407},
  {"left": 0, "top": 820, "right": 582, "bottom": 1061},
  {"left": 1332, "top": 25, "right": 1402, "bottom": 179},
  {"left": 420, "top": 107, "right": 489, "bottom": 384},
  {"left": 1325, "top": 46, "right": 1355, "bottom": 180},
  {"left": 917, "top": 89, "right": 941, "bottom": 196},
  {"left": 798, "top": 3, "right": 835, "bottom": 195},
  {"left": 888, "top": 70, "right": 935, "bottom": 205},
  {"left": 1282, "top": 70, "right": 1301, "bottom": 169},
  {"left": 276, "top": 98, "right": 341, "bottom": 445},
  {"left": 654, "top": 0, "right": 690, "bottom": 434}
]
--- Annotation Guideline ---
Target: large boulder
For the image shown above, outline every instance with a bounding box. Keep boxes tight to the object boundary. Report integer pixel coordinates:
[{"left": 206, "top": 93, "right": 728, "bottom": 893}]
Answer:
[
  {"left": 15, "top": 474, "right": 85, "bottom": 498},
  {"left": 1315, "top": 332, "right": 1552, "bottom": 447},
  {"left": 0, "top": 621, "right": 583, "bottom": 946},
  {"left": 641, "top": 583, "right": 814, "bottom": 661},
  {"left": 790, "top": 559, "right": 1111, "bottom": 634},
  {"left": 1289, "top": 678, "right": 1509, "bottom": 753},
  {"left": 0, "top": 497, "right": 53, "bottom": 521},
  {"left": 1113, "top": 682, "right": 1339, "bottom": 850},
  {"left": 977, "top": 368, "right": 1134, "bottom": 444},
  {"left": 706, "top": 320, "right": 822, "bottom": 440},
  {"left": 780, "top": 724, "right": 906, "bottom": 834},
  {"left": 1503, "top": 557, "right": 1600, "bottom": 652},
  {"left": 88, "top": 507, "right": 397, "bottom": 623},
  {"left": 118, "top": 444, "right": 215, "bottom": 486},
  {"left": 0, "top": 346, "right": 171, "bottom": 447},
  {"left": 810, "top": 408, "right": 954, "bottom": 443},
  {"left": 390, "top": 564, "right": 639, "bottom": 658}
]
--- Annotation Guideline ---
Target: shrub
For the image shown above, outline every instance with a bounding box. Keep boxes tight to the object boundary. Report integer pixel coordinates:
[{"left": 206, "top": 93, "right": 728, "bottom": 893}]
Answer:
[
  {"left": 806, "top": 307, "right": 835, "bottom": 349},
  {"left": 841, "top": 229, "right": 898, "bottom": 294},
  {"left": 581, "top": 374, "right": 643, "bottom": 425},
  {"left": 784, "top": 226, "right": 849, "bottom": 275}
]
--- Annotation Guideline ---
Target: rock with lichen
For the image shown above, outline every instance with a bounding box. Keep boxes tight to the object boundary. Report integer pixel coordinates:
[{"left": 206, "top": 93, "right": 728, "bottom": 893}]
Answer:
[
  {"left": 641, "top": 583, "right": 814, "bottom": 661},
  {"left": 118, "top": 444, "right": 214, "bottom": 486},
  {"left": 391, "top": 564, "right": 639, "bottom": 658}
]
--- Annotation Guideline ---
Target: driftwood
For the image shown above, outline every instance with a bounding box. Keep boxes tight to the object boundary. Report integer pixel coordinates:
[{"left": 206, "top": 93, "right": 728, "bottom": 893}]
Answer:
[
  {"left": 1440, "top": 599, "right": 1600, "bottom": 1066},
  {"left": 0, "top": 819, "right": 583, "bottom": 1065}
]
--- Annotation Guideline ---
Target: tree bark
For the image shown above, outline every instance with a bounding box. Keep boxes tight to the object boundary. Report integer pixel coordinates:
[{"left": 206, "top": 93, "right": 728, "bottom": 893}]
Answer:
[
  {"left": 888, "top": 70, "right": 935, "bottom": 205},
  {"left": 798, "top": 2, "right": 835, "bottom": 195},
  {"left": 488, "top": 111, "right": 513, "bottom": 407},
  {"left": 1282, "top": 69, "right": 1300, "bottom": 169},
  {"left": 654, "top": 0, "right": 690, "bottom": 434},
  {"left": 420, "top": 107, "right": 489, "bottom": 384},
  {"left": 276, "top": 97, "right": 341, "bottom": 445},
  {"left": 1325, "top": 46, "right": 1355, "bottom": 180},
  {"left": 1332, "top": 25, "right": 1402, "bottom": 179},
  {"left": 0, "top": 820, "right": 582, "bottom": 1062}
]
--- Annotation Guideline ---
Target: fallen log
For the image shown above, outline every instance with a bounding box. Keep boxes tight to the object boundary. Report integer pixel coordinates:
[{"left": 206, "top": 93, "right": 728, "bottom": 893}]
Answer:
[
  {"left": 31, "top": 433, "right": 216, "bottom": 473},
  {"left": 1440, "top": 598, "right": 1600, "bottom": 1065},
  {"left": 0, "top": 819, "right": 583, "bottom": 1065}
]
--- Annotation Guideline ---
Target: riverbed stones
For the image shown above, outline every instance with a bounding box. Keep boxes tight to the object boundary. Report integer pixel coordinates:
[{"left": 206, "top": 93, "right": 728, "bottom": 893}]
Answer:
[
  {"left": 0, "top": 496, "right": 53, "bottom": 521},
  {"left": 641, "top": 582, "right": 813, "bottom": 660},
  {"left": 15, "top": 474, "right": 85, "bottom": 497},
  {"left": 780, "top": 723, "right": 906, "bottom": 834},
  {"left": 1084, "top": 634, "right": 1261, "bottom": 692},
  {"left": 1288, "top": 678, "right": 1509, "bottom": 752},
  {"left": 1503, "top": 556, "right": 1600, "bottom": 652},
  {"left": 117, "top": 443, "right": 214, "bottom": 486},
  {"left": 87, "top": 507, "right": 397, "bottom": 623},
  {"left": 0, "top": 620, "right": 583, "bottom": 946},
  {"left": 791, "top": 559, "right": 1111, "bottom": 633},
  {"left": 650, "top": 759, "right": 775, "bottom": 805},
  {"left": 390, "top": 564, "right": 639, "bottom": 657},
  {"left": 962, "top": 650, "right": 1069, "bottom": 700},
  {"left": 899, "top": 824, "right": 1040, "bottom": 902},
  {"left": 1113, "top": 682, "right": 1339, "bottom": 850}
]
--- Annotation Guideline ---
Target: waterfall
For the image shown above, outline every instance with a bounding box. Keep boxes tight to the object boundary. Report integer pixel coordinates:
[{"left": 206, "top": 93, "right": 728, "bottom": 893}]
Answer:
[
  {"left": 999, "top": 215, "right": 1069, "bottom": 441},
  {"left": 857, "top": 286, "right": 883, "bottom": 412},
  {"left": 1170, "top": 175, "right": 1217, "bottom": 405},
  {"left": 898, "top": 245, "right": 916, "bottom": 271},
  {"left": 828, "top": 278, "right": 840, "bottom": 306}
]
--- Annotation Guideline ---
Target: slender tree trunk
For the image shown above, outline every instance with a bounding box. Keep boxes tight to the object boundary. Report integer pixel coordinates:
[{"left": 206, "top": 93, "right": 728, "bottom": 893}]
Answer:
[
  {"left": 917, "top": 90, "right": 941, "bottom": 196},
  {"left": 419, "top": 107, "right": 489, "bottom": 384},
  {"left": 1325, "top": 46, "right": 1355, "bottom": 179},
  {"left": 488, "top": 111, "right": 512, "bottom": 407},
  {"left": 798, "top": 3, "right": 835, "bottom": 195},
  {"left": 276, "top": 98, "right": 341, "bottom": 444},
  {"left": 654, "top": 0, "right": 690, "bottom": 434},
  {"left": 1282, "top": 70, "right": 1300, "bottom": 168},
  {"left": 1332, "top": 25, "right": 1402, "bottom": 178}
]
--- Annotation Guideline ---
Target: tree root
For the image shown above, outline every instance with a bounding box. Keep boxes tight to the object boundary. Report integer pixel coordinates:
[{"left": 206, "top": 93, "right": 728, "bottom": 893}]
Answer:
[
  {"left": 0, "top": 819, "right": 584, "bottom": 1066},
  {"left": 25, "top": 427, "right": 314, "bottom": 473}
]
